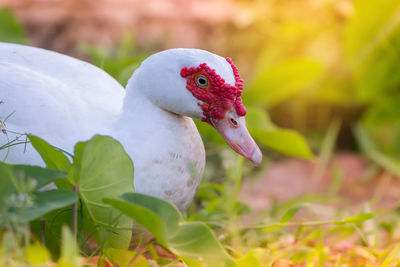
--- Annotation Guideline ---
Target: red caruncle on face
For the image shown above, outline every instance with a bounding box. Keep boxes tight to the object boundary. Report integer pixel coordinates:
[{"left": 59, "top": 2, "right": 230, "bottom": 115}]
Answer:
[{"left": 180, "top": 58, "right": 247, "bottom": 122}]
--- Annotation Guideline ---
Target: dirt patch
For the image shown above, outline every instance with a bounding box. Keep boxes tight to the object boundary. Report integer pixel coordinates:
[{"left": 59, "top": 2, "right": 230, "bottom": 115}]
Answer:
[{"left": 239, "top": 152, "right": 400, "bottom": 222}]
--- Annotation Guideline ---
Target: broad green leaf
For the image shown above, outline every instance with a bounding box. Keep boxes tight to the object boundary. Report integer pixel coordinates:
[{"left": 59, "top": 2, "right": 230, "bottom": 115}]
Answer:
[
  {"left": 247, "top": 58, "right": 322, "bottom": 107},
  {"left": 250, "top": 128, "right": 313, "bottom": 159},
  {"left": 70, "top": 135, "right": 134, "bottom": 249},
  {"left": 167, "top": 222, "right": 233, "bottom": 266},
  {"left": 7, "top": 189, "right": 77, "bottom": 222},
  {"left": 0, "top": 8, "right": 27, "bottom": 44},
  {"left": 120, "top": 193, "right": 183, "bottom": 233},
  {"left": 28, "top": 135, "right": 72, "bottom": 189},
  {"left": 103, "top": 197, "right": 169, "bottom": 247},
  {"left": 104, "top": 193, "right": 236, "bottom": 267},
  {"left": 28, "top": 135, "right": 71, "bottom": 171}
]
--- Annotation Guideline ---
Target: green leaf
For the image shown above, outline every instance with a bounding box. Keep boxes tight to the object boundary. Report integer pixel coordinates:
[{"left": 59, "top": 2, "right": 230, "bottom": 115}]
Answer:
[
  {"left": 25, "top": 245, "right": 50, "bottom": 264},
  {"left": 28, "top": 135, "right": 71, "bottom": 171},
  {"left": 28, "top": 135, "right": 73, "bottom": 189},
  {"left": 195, "top": 120, "right": 226, "bottom": 145},
  {"left": 7, "top": 189, "right": 78, "bottom": 222},
  {"left": 103, "top": 197, "right": 170, "bottom": 247},
  {"left": 236, "top": 248, "right": 267, "bottom": 267},
  {"left": 247, "top": 58, "right": 322, "bottom": 107},
  {"left": 104, "top": 193, "right": 236, "bottom": 267},
  {"left": 245, "top": 107, "right": 313, "bottom": 159},
  {"left": 0, "top": 162, "right": 67, "bottom": 190},
  {"left": 70, "top": 135, "right": 134, "bottom": 249},
  {"left": 340, "top": 213, "right": 374, "bottom": 224},
  {"left": 0, "top": 8, "right": 27, "bottom": 44},
  {"left": 250, "top": 128, "right": 313, "bottom": 159},
  {"left": 245, "top": 107, "right": 275, "bottom": 130},
  {"left": 168, "top": 222, "right": 235, "bottom": 266},
  {"left": 57, "top": 226, "right": 82, "bottom": 266},
  {"left": 0, "top": 162, "right": 67, "bottom": 210},
  {"left": 121, "top": 193, "right": 183, "bottom": 233},
  {"left": 280, "top": 205, "right": 304, "bottom": 224}
]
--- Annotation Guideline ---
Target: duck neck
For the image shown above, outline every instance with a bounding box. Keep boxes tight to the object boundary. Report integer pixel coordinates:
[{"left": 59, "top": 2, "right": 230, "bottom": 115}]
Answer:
[
  {"left": 113, "top": 86, "right": 206, "bottom": 211},
  {"left": 113, "top": 86, "right": 203, "bottom": 158},
  {"left": 116, "top": 87, "right": 181, "bottom": 131}
]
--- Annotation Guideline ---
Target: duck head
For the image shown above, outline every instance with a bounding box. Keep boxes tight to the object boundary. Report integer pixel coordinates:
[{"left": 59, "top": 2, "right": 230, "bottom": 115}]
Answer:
[{"left": 127, "top": 48, "right": 262, "bottom": 164}]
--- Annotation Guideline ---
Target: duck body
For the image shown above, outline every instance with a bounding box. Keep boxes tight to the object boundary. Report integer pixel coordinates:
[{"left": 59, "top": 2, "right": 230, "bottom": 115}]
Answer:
[
  {"left": 0, "top": 43, "right": 124, "bottom": 163},
  {"left": 0, "top": 43, "right": 260, "bottom": 211}
]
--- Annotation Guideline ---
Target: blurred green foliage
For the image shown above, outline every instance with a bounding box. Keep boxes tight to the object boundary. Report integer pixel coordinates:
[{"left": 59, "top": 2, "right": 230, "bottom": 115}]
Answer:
[
  {"left": 226, "top": 0, "right": 400, "bottom": 172},
  {"left": 78, "top": 35, "right": 147, "bottom": 87},
  {"left": 0, "top": 8, "right": 27, "bottom": 44},
  {"left": 2, "top": 2, "right": 400, "bottom": 169},
  {"left": 349, "top": 0, "right": 400, "bottom": 175}
]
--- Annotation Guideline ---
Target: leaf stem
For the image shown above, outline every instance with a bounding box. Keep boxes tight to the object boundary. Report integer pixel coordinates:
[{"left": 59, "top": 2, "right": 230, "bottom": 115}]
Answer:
[
  {"left": 41, "top": 219, "right": 46, "bottom": 245},
  {"left": 72, "top": 186, "right": 79, "bottom": 240}
]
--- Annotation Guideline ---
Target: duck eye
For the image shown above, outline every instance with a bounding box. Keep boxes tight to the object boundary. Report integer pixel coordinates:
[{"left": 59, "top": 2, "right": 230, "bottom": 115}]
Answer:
[
  {"left": 230, "top": 118, "right": 239, "bottom": 128},
  {"left": 195, "top": 75, "right": 209, "bottom": 88}
]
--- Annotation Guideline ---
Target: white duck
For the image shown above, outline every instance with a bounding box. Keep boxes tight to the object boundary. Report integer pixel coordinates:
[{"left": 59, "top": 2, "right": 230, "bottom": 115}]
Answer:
[{"left": 0, "top": 43, "right": 262, "bottom": 211}]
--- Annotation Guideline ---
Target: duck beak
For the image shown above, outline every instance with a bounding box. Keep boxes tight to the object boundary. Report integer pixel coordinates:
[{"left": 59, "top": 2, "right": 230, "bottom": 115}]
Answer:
[{"left": 209, "top": 114, "right": 262, "bottom": 165}]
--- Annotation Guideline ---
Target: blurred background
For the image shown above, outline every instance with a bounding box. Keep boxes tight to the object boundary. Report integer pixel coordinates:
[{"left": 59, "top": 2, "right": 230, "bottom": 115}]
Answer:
[
  {"left": 2, "top": 0, "right": 398, "bottom": 153},
  {"left": 1, "top": 0, "right": 400, "bottom": 238}
]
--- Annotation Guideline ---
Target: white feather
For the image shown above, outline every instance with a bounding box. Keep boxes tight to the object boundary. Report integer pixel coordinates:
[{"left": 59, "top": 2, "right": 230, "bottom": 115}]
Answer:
[{"left": 0, "top": 43, "right": 234, "bottom": 211}]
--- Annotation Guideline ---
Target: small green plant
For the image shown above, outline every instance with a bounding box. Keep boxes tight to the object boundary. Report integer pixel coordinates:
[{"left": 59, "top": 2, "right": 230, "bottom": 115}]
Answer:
[
  {"left": 105, "top": 192, "right": 236, "bottom": 266},
  {"left": 28, "top": 135, "right": 135, "bottom": 253},
  {"left": 1, "top": 135, "right": 244, "bottom": 266}
]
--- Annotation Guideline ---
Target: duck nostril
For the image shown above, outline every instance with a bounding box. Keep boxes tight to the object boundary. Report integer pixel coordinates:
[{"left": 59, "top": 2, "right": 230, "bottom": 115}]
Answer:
[{"left": 230, "top": 118, "right": 239, "bottom": 128}]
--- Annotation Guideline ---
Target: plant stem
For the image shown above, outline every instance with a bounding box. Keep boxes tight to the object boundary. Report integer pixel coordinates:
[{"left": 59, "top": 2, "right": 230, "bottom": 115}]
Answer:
[
  {"left": 233, "top": 155, "right": 244, "bottom": 202},
  {"left": 72, "top": 186, "right": 79, "bottom": 240},
  {"left": 240, "top": 220, "right": 340, "bottom": 230},
  {"left": 41, "top": 219, "right": 46, "bottom": 245}
]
